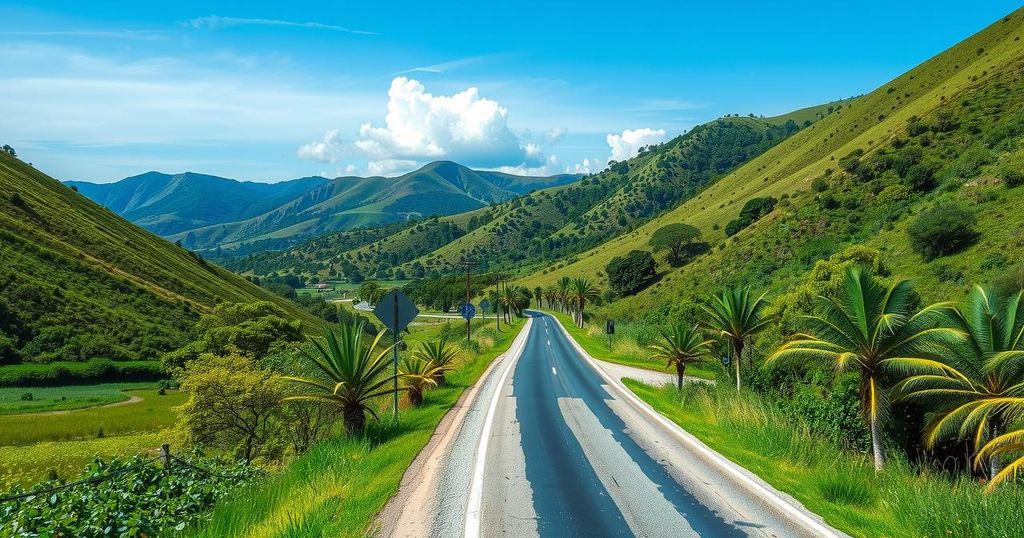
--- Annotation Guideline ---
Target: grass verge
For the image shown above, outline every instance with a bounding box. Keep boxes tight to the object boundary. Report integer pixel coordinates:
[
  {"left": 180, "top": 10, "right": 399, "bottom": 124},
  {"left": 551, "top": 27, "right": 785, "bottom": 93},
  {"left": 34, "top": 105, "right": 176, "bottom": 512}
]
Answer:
[
  {"left": 542, "top": 309, "right": 719, "bottom": 380},
  {"left": 623, "top": 380, "right": 1024, "bottom": 538},
  {"left": 188, "top": 316, "right": 526, "bottom": 538}
]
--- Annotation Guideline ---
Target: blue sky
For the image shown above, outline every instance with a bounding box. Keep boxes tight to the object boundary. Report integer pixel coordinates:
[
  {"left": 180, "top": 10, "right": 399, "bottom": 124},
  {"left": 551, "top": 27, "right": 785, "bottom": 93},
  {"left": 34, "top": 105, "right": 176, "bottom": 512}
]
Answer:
[{"left": 1, "top": 1, "right": 1020, "bottom": 183}]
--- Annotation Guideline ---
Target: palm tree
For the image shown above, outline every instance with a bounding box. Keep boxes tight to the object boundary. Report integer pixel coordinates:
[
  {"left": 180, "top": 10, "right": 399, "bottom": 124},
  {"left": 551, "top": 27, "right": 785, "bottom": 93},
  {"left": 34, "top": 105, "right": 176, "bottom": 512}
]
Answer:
[
  {"left": 976, "top": 419, "right": 1024, "bottom": 491},
  {"left": 412, "top": 337, "right": 459, "bottom": 385},
  {"left": 897, "top": 286, "right": 1024, "bottom": 478},
  {"left": 283, "top": 323, "right": 398, "bottom": 435},
  {"left": 568, "top": 278, "right": 599, "bottom": 327},
  {"left": 767, "top": 267, "right": 959, "bottom": 471},
  {"left": 534, "top": 286, "right": 543, "bottom": 308},
  {"left": 701, "top": 286, "right": 773, "bottom": 392},
  {"left": 400, "top": 357, "right": 444, "bottom": 407},
  {"left": 543, "top": 287, "right": 559, "bottom": 312},
  {"left": 556, "top": 276, "right": 573, "bottom": 313},
  {"left": 649, "top": 323, "right": 714, "bottom": 389}
]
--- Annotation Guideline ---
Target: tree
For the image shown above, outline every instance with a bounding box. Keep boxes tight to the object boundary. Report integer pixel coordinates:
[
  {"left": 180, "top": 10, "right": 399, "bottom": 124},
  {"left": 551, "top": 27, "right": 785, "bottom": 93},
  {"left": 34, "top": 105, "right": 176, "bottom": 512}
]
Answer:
[
  {"left": 897, "top": 286, "right": 1024, "bottom": 478},
  {"left": 412, "top": 337, "right": 459, "bottom": 385},
  {"left": 178, "top": 353, "right": 284, "bottom": 463},
  {"left": 1, "top": 144, "right": 15, "bottom": 157},
  {"left": 556, "top": 277, "right": 573, "bottom": 313},
  {"left": 284, "top": 323, "right": 399, "bottom": 435},
  {"left": 606, "top": 250, "right": 657, "bottom": 296},
  {"left": 649, "top": 323, "right": 713, "bottom": 389},
  {"left": 649, "top": 223, "right": 702, "bottom": 266},
  {"left": 357, "top": 281, "right": 386, "bottom": 305},
  {"left": 543, "top": 287, "right": 559, "bottom": 312},
  {"left": 568, "top": 278, "right": 599, "bottom": 327},
  {"left": 533, "top": 286, "right": 543, "bottom": 308},
  {"left": 701, "top": 287, "right": 772, "bottom": 392},
  {"left": 725, "top": 197, "right": 777, "bottom": 237},
  {"left": 907, "top": 204, "right": 979, "bottom": 260},
  {"left": 162, "top": 302, "right": 303, "bottom": 370},
  {"left": 401, "top": 357, "right": 443, "bottom": 406},
  {"left": 767, "top": 267, "right": 959, "bottom": 471}
]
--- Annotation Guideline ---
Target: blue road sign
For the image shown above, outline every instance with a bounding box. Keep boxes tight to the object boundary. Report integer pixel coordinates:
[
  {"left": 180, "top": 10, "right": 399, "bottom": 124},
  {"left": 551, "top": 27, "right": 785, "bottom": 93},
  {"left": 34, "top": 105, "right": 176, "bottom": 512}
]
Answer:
[
  {"left": 479, "top": 298, "right": 491, "bottom": 313},
  {"left": 460, "top": 302, "right": 477, "bottom": 320}
]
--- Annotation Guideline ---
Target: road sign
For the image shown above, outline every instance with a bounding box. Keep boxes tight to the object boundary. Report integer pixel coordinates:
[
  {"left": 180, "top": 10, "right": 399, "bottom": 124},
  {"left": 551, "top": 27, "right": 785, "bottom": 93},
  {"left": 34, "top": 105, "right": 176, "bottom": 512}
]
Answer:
[
  {"left": 721, "top": 355, "right": 730, "bottom": 368},
  {"left": 479, "top": 298, "right": 491, "bottom": 313},
  {"left": 606, "top": 319, "right": 615, "bottom": 335},
  {"left": 460, "top": 302, "right": 477, "bottom": 320},
  {"left": 373, "top": 290, "right": 419, "bottom": 418},
  {"left": 373, "top": 290, "right": 419, "bottom": 335}
]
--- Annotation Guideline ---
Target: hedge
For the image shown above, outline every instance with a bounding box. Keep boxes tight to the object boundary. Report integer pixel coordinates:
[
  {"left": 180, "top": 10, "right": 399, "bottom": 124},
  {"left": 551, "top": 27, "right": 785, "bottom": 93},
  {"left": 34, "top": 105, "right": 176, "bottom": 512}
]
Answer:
[{"left": 0, "top": 359, "right": 166, "bottom": 387}]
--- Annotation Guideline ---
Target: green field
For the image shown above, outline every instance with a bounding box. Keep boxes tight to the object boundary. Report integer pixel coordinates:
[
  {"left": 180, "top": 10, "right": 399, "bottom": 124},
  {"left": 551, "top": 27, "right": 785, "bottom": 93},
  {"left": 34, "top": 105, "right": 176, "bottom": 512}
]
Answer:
[
  {"left": 0, "top": 388, "right": 184, "bottom": 446},
  {"left": 0, "top": 382, "right": 155, "bottom": 414},
  {"left": 189, "top": 316, "right": 527, "bottom": 537}
]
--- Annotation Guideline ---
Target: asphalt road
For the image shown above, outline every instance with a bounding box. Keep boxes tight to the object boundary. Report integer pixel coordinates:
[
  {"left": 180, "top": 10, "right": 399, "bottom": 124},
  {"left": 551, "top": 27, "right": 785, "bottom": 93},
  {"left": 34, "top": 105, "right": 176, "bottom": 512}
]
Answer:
[{"left": 381, "top": 311, "right": 841, "bottom": 538}]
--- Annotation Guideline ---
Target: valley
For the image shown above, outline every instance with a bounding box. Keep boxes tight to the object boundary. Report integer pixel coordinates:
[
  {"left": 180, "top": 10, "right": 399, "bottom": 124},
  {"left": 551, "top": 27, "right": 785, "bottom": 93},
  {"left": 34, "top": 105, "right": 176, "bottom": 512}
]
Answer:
[{"left": 3, "top": 4, "right": 1024, "bottom": 537}]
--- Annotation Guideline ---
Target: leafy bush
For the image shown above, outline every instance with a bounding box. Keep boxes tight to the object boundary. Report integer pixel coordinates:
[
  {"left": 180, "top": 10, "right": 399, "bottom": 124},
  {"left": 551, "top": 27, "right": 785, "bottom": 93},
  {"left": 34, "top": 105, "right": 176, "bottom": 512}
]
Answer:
[
  {"left": 0, "top": 360, "right": 165, "bottom": 387},
  {"left": 606, "top": 250, "right": 657, "bottom": 296},
  {"left": 907, "top": 204, "right": 979, "bottom": 260},
  {"left": 0, "top": 453, "right": 263, "bottom": 537},
  {"left": 725, "top": 196, "right": 777, "bottom": 237},
  {"left": 1001, "top": 166, "right": 1024, "bottom": 188}
]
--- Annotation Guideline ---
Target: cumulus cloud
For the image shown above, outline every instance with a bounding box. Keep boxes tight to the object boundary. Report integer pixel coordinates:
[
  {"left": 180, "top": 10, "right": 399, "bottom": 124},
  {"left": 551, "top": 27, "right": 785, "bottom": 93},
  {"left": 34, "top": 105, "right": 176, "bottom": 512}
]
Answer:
[
  {"left": 299, "top": 77, "right": 555, "bottom": 175},
  {"left": 568, "top": 157, "right": 602, "bottom": 174},
  {"left": 296, "top": 129, "right": 344, "bottom": 163},
  {"left": 606, "top": 127, "right": 666, "bottom": 162}
]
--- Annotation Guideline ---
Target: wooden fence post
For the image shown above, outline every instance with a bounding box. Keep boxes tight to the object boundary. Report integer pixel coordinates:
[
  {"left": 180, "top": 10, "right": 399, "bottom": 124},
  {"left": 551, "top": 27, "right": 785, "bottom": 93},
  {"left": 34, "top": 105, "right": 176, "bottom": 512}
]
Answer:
[{"left": 161, "top": 443, "right": 171, "bottom": 469}]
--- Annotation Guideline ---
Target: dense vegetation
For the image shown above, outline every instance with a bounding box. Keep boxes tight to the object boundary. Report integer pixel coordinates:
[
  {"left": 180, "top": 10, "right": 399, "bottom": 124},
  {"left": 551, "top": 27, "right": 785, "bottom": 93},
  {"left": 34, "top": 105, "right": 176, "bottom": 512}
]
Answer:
[{"left": 2, "top": 453, "right": 264, "bottom": 537}]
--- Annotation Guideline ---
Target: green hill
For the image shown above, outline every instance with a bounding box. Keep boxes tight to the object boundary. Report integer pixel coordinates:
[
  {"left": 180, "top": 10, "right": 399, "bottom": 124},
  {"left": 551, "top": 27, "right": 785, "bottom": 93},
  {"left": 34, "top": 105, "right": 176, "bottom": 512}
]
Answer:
[
  {"left": 164, "top": 162, "right": 579, "bottom": 253},
  {"left": 0, "top": 152, "right": 317, "bottom": 365},
  {"left": 521, "top": 7, "right": 1024, "bottom": 318},
  {"left": 235, "top": 112, "right": 830, "bottom": 281},
  {"left": 67, "top": 172, "right": 329, "bottom": 237}
]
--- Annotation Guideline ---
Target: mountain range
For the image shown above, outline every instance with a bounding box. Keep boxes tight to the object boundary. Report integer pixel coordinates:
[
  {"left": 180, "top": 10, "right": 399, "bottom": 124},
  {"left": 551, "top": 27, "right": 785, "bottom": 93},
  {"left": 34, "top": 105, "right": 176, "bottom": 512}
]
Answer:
[{"left": 68, "top": 163, "right": 580, "bottom": 253}]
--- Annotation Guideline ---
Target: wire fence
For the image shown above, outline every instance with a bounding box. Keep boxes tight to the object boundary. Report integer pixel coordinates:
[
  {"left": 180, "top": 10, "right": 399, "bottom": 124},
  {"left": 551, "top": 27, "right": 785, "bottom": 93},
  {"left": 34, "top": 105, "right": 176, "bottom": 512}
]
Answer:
[{"left": 0, "top": 444, "right": 237, "bottom": 504}]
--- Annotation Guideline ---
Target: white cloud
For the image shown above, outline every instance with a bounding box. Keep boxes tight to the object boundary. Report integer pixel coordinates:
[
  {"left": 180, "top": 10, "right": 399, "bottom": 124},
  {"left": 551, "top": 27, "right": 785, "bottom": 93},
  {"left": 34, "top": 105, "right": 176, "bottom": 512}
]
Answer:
[
  {"left": 297, "top": 129, "right": 344, "bottom": 163},
  {"left": 301, "top": 76, "right": 552, "bottom": 175},
  {"left": 606, "top": 127, "right": 666, "bottom": 162},
  {"left": 185, "top": 16, "right": 376, "bottom": 35},
  {"left": 568, "top": 157, "right": 601, "bottom": 174}
]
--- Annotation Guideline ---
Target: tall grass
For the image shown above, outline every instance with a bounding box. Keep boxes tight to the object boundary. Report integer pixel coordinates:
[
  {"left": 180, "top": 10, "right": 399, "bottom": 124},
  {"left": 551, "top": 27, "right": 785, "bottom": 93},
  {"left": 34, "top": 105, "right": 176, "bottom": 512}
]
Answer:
[{"left": 626, "top": 380, "right": 1024, "bottom": 537}]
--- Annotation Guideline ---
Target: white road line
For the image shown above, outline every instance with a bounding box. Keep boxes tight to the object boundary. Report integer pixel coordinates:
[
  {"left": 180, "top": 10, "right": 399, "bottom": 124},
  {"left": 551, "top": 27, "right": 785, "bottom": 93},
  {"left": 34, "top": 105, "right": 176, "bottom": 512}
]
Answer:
[
  {"left": 464, "top": 318, "right": 533, "bottom": 538},
  {"left": 544, "top": 313, "right": 842, "bottom": 538},
  {"left": 552, "top": 367, "right": 557, "bottom": 376}
]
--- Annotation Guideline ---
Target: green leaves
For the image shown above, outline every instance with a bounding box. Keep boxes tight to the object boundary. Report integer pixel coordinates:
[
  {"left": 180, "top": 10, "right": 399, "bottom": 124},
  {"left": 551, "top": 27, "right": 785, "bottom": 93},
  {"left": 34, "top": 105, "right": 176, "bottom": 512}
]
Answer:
[{"left": 1, "top": 453, "right": 262, "bottom": 537}]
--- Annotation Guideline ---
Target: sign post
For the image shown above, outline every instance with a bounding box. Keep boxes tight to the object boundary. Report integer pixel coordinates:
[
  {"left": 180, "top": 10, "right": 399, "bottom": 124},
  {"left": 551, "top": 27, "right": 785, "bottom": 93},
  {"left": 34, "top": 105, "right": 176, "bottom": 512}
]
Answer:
[
  {"left": 460, "top": 302, "right": 477, "bottom": 341},
  {"left": 606, "top": 319, "right": 615, "bottom": 350},
  {"left": 373, "top": 290, "right": 419, "bottom": 417}
]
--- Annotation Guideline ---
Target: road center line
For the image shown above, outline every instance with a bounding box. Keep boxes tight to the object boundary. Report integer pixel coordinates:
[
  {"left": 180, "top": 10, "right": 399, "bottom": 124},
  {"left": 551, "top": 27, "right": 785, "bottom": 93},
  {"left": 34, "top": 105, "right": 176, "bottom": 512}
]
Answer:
[{"left": 552, "top": 367, "right": 557, "bottom": 375}]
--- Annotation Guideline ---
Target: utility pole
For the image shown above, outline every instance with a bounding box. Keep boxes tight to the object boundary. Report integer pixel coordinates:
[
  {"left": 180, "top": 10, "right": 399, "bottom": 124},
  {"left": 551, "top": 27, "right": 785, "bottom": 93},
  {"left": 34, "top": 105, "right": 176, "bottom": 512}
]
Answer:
[
  {"left": 456, "top": 259, "right": 479, "bottom": 342},
  {"left": 494, "top": 273, "right": 501, "bottom": 331}
]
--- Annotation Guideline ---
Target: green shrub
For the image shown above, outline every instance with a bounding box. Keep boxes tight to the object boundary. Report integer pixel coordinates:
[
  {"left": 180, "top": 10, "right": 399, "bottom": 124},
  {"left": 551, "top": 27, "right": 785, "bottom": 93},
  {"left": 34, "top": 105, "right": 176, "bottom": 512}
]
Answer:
[
  {"left": 0, "top": 360, "right": 165, "bottom": 387},
  {"left": 606, "top": 250, "right": 657, "bottom": 296},
  {"left": 1000, "top": 166, "right": 1024, "bottom": 188},
  {"left": 907, "top": 204, "right": 979, "bottom": 260}
]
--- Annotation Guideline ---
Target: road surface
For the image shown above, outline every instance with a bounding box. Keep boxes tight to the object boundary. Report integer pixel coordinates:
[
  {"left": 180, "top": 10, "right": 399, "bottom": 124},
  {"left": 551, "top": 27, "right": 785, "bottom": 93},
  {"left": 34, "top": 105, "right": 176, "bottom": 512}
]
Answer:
[{"left": 378, "top": 311, "right": 841, "bottom": 538}]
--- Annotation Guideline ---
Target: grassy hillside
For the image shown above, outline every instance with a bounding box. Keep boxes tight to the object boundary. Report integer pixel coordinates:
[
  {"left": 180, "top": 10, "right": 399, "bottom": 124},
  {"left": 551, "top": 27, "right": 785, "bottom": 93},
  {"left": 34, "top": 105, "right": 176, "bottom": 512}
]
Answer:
[
  {"left": 521, "top": 7, "right": 1024, "bottom": 317},
  {"left": 0, "top": 152, "right": 317, "bottom": 364},
  {"left": 167, "top": 162, "right": 579, "bottom": 253},
  {"left": 235, "top": 112, "right": 827, "bottom": 282}
]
